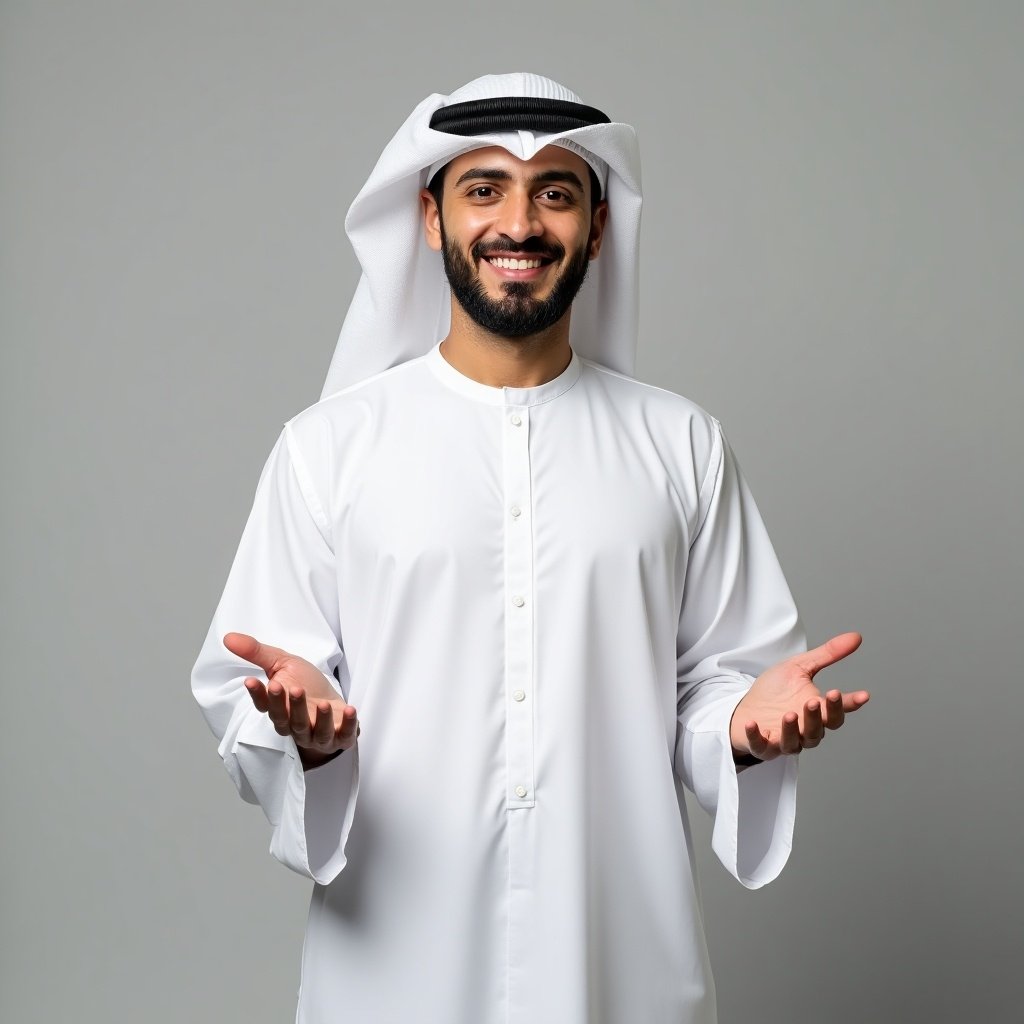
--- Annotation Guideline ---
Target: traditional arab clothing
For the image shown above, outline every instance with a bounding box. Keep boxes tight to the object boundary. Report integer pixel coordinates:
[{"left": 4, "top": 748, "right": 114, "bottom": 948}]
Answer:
[{"left": 191, "top": 72, "right": 807, "bottom": 1024}]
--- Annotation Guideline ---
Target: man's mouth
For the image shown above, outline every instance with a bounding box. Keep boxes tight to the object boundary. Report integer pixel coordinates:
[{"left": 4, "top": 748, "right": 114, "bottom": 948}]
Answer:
[
  {"left": 483, "top": 255, "right": 552, "bottom": 270},
  {"left": 480, "top": 254, "right": 556, "bottom": 279}
]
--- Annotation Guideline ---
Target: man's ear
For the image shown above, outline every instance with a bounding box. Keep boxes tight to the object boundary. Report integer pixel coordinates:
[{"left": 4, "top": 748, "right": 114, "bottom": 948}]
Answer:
[
  {"left": 420, "top": 189, "right": 442, "bottom": 252},
  {"left": 588, "top": 199, "right": 609, "bottom": 260}
]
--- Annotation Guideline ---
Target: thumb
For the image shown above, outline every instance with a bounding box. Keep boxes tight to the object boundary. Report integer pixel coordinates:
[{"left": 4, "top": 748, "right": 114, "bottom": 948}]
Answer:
[
  {"left": 223, "top": 632, "right": 290, "bottom": 676},
  {"left": 795, "top": 631, "right": 863, "bottom": 677}
]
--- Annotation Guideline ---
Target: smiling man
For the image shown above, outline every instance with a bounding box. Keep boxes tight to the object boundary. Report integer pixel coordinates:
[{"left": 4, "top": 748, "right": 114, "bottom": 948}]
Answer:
[{"left": 191, "top": 73, "right": 869, "bottom": 1024}]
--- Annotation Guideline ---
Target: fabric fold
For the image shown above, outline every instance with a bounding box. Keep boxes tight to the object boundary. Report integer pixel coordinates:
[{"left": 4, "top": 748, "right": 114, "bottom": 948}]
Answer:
[{"left": 678, "top": 688, "right": 799, "bottom": 888}]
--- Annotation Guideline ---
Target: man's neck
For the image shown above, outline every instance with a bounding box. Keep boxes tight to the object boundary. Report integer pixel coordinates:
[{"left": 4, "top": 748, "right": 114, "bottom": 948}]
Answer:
[{"left": 439, "top": 305, "right": 573, "bottom": 388}]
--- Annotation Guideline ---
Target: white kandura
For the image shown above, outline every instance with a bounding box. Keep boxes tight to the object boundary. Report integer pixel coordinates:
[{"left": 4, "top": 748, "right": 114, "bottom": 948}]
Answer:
[{"left": 191, "top": 341, "right": 807, "bottom": 1024}]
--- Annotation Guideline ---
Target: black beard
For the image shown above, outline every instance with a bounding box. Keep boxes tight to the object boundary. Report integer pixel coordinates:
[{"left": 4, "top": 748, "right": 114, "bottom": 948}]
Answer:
[{"left": 439, "top": 222, "right": 592, "bottom": 339}]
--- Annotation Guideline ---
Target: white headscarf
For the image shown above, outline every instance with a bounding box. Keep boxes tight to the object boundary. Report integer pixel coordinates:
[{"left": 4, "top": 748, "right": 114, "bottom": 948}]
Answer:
[{"left": 320, "top": 72, "right": 643, "bottom": 400}]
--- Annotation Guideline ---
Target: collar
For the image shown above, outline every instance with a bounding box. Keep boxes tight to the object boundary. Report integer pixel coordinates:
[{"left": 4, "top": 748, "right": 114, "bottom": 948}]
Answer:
[{"left": 425, "top": 340, "right": 582, "bottom": 408}]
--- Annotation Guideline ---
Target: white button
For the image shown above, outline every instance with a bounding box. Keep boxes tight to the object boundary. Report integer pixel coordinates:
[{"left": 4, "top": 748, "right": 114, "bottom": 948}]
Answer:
[
  {"left": 510, "top": 505, "right": 522, "bottom": 518},
  {"left": 514, "top": 785, "right": 528, "bottom": 798},
  {"left": 509, "top": 413, "right": 522, "bottom": 427},
  {"left": 512, "top": 594, "right": 525, "bottom": 608},
  {"left": 512, "top": 689, "right": 525, "bottom": 702}
]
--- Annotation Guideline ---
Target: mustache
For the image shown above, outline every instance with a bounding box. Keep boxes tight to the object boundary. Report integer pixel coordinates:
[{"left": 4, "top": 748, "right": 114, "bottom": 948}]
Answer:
[{"left": 472, "top": 238, "right": 564, "bottom": 262}]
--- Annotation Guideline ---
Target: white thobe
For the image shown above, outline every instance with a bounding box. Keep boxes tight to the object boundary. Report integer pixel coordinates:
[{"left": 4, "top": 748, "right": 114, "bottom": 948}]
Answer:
[{"left": 191, "top": 341, "right": 807, "bottom": 1024}]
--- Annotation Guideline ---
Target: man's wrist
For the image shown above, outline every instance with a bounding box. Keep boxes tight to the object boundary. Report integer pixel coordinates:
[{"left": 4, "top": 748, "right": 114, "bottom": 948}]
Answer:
[
  {"left": 298, "top": 746, "right": 344, "bottom": 771},
  {"left": 731, "top": 748, "right": 763, "bottom": 768}
]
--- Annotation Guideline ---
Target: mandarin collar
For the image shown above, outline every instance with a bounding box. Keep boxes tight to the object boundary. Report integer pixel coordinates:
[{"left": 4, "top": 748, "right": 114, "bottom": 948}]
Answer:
[{"left": 425, "top": 341, "right": 582, "bottom": 408}]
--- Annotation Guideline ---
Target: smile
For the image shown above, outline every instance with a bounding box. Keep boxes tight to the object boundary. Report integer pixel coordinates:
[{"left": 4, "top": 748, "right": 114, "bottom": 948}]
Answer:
[
  {"left": 477, "top": 249, "right": 552, "bottom": 278},
  {"left": 485, "top": 256, "right": 548, "bottom": 270}
]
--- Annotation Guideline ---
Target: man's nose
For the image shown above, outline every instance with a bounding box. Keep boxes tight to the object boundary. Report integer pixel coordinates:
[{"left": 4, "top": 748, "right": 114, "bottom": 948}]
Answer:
[{"left": 493, "top": 191, "right": 544, "bottom": 243}]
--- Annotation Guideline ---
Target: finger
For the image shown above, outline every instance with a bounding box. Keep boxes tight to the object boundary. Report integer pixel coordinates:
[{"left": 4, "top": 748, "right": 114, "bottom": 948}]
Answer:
[
  {"left": 823, "top": 690, "right": 846, "bottom": 729},
  {"left": 744, "top": 721, "right": 773, "bottom": 761},
  {"left": 312, "top": 701, "right": 334, "bottom": 746},
  {"left": 780, "top": 712, "right": 801, "bottom": 754},
  {"left": 795, "top": 632, "right": 863, "bottom": 678},
  {"left": 222, "top": 632, "right": 291, "bottom": 676},
  {"left": 338, "top": 704, "right": 360, "bottom": 748},
  {"left": 243, "top": 677, "right": 269, "bottom": 713},
  {"left": 288, "top": 687, "right": 313, "bottom": 740},
  {"left": 842, "top": 690, "right": 871, "bottom": 712},
  {"left": 266, "top": 680, "right": 291, "bottom": 736},
  {"left": 801, "top": 699, "right": 824, "bottom": 747}
]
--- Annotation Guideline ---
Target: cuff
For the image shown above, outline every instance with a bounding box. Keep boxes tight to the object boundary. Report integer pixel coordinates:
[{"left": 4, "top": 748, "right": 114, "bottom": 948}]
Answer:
[
  {"left": 688, "top": 690, "right": 799, "bottom": 889},
  {"left": 233, "top": 709, "right": 360, "bottom": 884}
]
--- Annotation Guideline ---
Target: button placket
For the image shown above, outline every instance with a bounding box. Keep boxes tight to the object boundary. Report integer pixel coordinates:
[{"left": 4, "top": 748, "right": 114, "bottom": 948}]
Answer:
[{"left": 502, "top": 402, "right": 534, "bottom": 810}]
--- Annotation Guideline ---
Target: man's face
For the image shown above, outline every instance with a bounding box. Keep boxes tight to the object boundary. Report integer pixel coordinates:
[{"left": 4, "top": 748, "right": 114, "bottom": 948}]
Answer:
[{"left": 421, "top": 145, "right": 608, "bottom": 338}]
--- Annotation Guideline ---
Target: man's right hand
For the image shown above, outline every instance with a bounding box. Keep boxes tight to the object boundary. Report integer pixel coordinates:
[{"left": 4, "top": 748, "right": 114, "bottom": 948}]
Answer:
[{"left": 222, "top": 632, "right": 360, "bottom": 769}]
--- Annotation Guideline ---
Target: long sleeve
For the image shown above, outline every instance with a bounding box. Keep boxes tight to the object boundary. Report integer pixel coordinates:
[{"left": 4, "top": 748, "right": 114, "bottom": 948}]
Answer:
[
  {"left": 190, "top": 423, "right": 359, "bottom": 885},
  {"left": 673, "top": 417, "right": 807, "bottom": 889}
]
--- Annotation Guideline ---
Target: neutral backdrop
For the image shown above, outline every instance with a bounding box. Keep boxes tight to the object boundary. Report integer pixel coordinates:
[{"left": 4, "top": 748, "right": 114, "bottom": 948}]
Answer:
[{"left": 2, "top": 2, "right": 1021, "bottom": 1022}]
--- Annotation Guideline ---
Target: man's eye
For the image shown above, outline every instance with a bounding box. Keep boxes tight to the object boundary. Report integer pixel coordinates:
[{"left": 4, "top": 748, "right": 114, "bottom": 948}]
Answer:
[
  {"left": 470, "top": 186, "right": 496, "bottom": 198},
  {"left": 540, "top": 190, "right": 571, "bottom": 202}
]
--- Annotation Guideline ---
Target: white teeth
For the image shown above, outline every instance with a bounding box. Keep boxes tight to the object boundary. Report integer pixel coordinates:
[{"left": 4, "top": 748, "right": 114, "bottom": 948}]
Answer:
[{"left": 488, "top": 257, "right": 543, "bottom": 270}]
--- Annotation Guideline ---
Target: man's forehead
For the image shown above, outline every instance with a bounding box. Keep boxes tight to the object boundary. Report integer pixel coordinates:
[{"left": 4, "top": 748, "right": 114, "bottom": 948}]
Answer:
[{"left": 445, "top": 144, "right": 592, "bottom": 180}]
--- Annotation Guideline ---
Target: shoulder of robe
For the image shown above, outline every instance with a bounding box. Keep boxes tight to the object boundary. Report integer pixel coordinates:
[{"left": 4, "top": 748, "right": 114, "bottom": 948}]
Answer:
[
  {"left": 285, "top": 357, "right": 428, "bottom": 438},
  {"left": 578, "top": 357, "right": 721, "bottom": 468},
  {"left": 274, "top": 357, "right": 430, "bottom": 495}
]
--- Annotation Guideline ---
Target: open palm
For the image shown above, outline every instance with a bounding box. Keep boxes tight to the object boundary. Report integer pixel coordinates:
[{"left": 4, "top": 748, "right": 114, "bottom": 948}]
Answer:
[
  {"left": 223, "top": 632, "right": 360, "bottom": 767},
  {"left": 730, "top": 632, "right": 870, "bottom": 761}
]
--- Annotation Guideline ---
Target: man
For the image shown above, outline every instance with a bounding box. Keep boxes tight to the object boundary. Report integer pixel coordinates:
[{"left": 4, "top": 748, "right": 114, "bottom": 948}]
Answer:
[{"left": 191, "top": 73, "right": 869, "bottom": 1023}]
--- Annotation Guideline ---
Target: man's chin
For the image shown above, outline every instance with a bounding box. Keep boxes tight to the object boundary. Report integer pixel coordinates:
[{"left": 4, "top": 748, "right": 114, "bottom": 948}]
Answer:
[
  {"left": 484, "top": 293, "right": 547, "bottom": 318},
  {"left": 476, "top": 269, "right": 551, "bottom": 296},
  {"left": 478, "top": 273, "right": 555, "bottom": 303}
]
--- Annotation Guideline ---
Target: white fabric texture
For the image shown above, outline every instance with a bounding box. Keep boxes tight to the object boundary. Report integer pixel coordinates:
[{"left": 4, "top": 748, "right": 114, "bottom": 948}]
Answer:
[
  {"left": 319, "top": 72, "right": 642, "bottom": 399},
  {"left": 191, "top": 345, "right": 807, "bottom": 1023}
]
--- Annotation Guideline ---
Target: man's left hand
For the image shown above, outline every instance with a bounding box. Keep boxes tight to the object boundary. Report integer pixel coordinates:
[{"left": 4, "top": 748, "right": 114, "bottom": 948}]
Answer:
[{"left": 729, "top": 632, "right": 870, "bottom": 762}]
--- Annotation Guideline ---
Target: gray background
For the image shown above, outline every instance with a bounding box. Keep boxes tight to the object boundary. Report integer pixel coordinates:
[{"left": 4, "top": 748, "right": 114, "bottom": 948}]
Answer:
[{"left": 2, "top": 2, "right": 1021, "bottom": 1021}]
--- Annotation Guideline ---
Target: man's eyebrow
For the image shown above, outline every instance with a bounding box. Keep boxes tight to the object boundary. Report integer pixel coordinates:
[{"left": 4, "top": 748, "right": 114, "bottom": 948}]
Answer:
[
  {"left": 452, "top": 167, "right": 514, "bottom": 187},
  {"left": 452, "top": 167, "right": 586, "bottom": 192},
  {"left": 529, "top": 170, "right": 586, "bottom": 192}
]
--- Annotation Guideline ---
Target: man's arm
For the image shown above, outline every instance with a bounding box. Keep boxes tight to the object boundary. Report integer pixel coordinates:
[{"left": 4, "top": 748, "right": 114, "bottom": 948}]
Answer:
[
  {"left": 673, "top": 417, "right": 808, "bottom": 887},
  {"left": 190, "top": 424, "right": 360, "bottom": 884}
]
